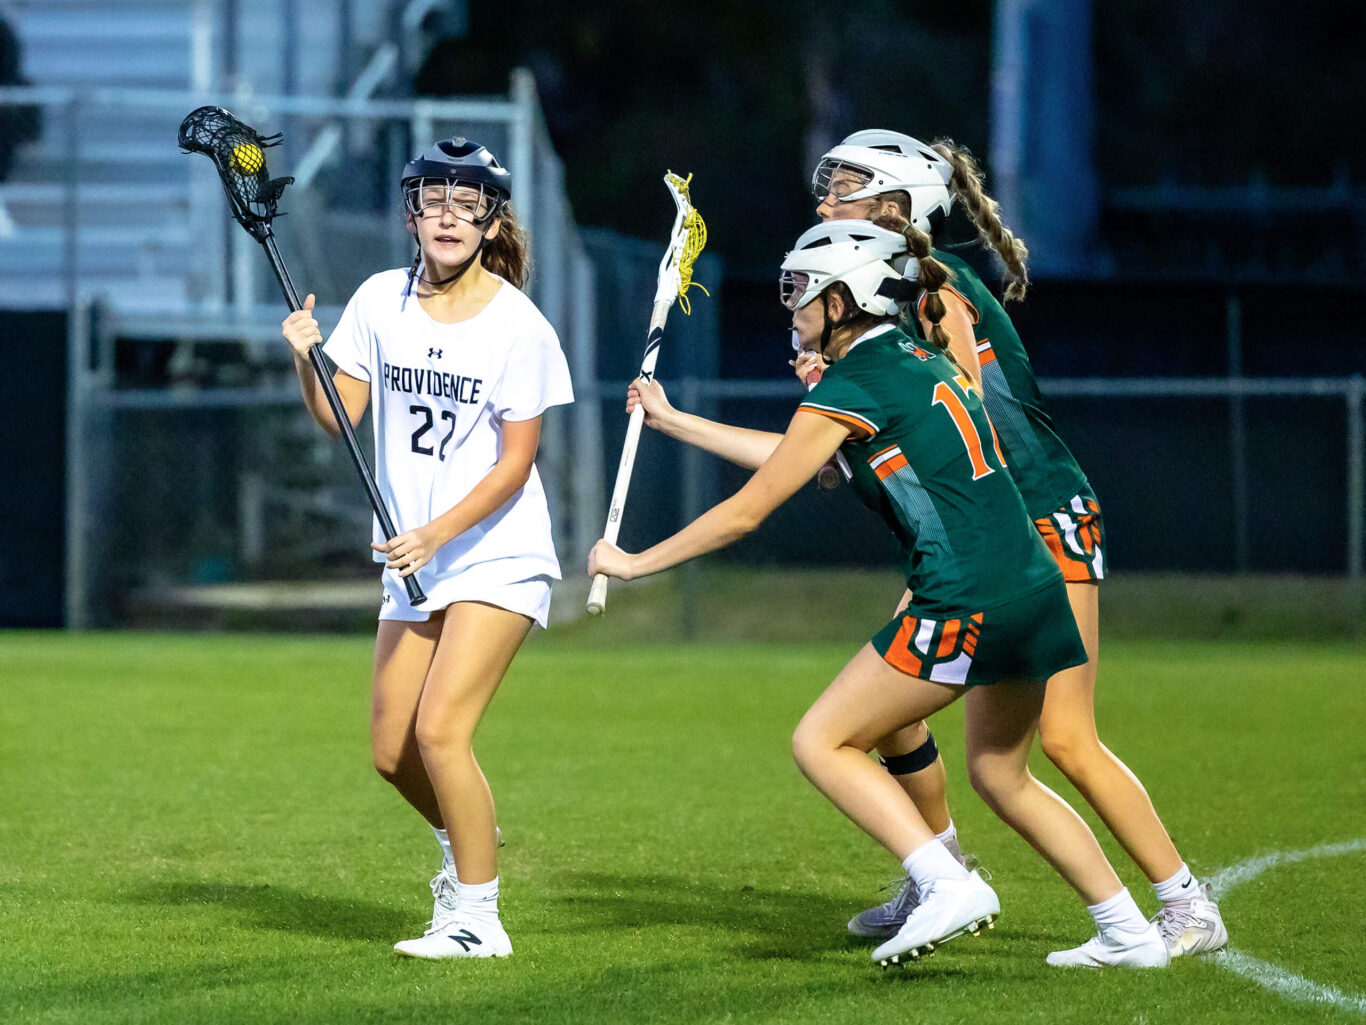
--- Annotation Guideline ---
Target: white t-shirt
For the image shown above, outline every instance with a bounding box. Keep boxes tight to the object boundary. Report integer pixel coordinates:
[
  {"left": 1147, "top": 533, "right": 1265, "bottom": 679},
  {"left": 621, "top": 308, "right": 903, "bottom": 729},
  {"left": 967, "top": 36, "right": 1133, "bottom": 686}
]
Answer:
[{"left": 323, "top": 269, "right": 574, "bottom": 594}]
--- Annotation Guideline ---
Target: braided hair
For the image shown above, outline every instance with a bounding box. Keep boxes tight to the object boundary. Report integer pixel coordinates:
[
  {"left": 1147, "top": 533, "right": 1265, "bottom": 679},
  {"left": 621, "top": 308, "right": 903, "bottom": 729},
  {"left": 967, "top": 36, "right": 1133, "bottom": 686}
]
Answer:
[
  {"left": 930, "top": 138, "right": 1029, "bottom": 302},
  {"left": 862, "top": 196, "right": 957, "bottom": 355},
  {"left": 898, "top": 219, "right": 954, "bottom": 353}
]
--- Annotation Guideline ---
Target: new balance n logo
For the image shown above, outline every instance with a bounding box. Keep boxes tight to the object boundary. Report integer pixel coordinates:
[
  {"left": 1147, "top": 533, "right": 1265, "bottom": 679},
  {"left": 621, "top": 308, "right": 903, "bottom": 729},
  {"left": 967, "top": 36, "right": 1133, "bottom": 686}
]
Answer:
[{"left": 446, "top": 929, "right": 483, "bottom": 952}]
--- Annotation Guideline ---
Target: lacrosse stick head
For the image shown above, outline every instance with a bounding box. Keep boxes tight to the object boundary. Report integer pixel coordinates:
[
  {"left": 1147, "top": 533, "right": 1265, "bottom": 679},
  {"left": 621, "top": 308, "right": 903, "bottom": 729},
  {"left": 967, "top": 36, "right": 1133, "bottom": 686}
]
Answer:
[
  {"left": 179, "top": 106, "right": 294, "bottom": 243},
  {"left": 655, "top": 171, "right": 709, "bottom": 314}
]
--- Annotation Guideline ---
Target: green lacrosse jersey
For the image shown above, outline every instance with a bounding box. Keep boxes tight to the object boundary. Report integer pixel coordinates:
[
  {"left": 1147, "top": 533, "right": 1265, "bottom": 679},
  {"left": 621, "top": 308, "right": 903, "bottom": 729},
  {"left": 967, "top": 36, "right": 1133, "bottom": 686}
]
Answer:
[
  {"left": 800, "top": 325, "right": 1062, "bottom": 617},
  {"left": 907, "top": 249, "right": 1088, "bottom": 519}
]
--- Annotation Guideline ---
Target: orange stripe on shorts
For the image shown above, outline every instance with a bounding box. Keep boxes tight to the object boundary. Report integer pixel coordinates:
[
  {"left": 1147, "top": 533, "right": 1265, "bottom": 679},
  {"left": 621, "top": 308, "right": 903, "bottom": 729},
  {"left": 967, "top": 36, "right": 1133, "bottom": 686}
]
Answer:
[
  {"left": 936, "top": 618, "right": 961, "bottom": 658},
  {"left": 884, "top": 615, "right": 924, "bottom": 676},
  {"left": 1034, "top": 516, "right": 1065, "bottom": 560},
  {"left": 1034, "top": 517, "right": 1096, "bottom": 582}
]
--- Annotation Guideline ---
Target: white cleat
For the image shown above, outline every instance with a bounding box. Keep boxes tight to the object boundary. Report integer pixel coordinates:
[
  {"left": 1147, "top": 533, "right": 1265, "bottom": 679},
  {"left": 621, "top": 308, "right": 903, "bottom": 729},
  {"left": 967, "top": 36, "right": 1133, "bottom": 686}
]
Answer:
[
  {"left": 848, "top": 875, "right": 920, "bottom": 939},
  {"left": 1046, "top": 921, "right": 1170, "bottom": 968},
  {"left": 848, "top": 854, "right": 981, "bottom": 939},
  {"left": 871, "top": 870, "right": 1000, "bottom": 967},
  {"left": 394, "top": 913, "right": 513, "bottom": 959},
  {"left": 1154, "top": 884, "right": 1228, "bottom": 957}
]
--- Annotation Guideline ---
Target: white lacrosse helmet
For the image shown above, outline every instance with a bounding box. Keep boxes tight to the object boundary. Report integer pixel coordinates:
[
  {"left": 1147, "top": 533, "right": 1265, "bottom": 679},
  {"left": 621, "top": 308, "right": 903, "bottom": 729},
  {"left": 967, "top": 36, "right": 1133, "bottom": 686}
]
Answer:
[
  {"left": 779, "top": 220, "right": 914, "bottom": 317},
  {"left": 811, "top": 130, "right": 955, "bottom": 234}
]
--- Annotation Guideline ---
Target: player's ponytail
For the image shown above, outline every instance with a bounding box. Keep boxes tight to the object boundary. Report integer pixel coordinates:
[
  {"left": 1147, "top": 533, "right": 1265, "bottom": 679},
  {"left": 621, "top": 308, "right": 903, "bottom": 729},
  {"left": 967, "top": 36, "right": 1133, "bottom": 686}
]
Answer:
[
  {"left": 931, "top": 138, "right": 1029, "bottom": 302},
  {"left": 864, "top": 194, "right": 956, "bottom": 353},
  {"left": 899, "top": 219, "right": 955, "bottom": 353},
  {"left": 483, "top": 203, "right": 530, "bottom": 290}
]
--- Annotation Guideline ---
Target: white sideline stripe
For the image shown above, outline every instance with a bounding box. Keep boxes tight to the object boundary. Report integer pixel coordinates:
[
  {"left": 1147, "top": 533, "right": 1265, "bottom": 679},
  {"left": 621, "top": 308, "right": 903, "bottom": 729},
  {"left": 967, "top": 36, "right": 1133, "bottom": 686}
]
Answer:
[
  {"left": 1207, "top": 839, "right": 1366, "bottom": 1015},
  {"left": 1207, "top": 838, "right": 1366, "bottom": 900},
  {"left": 1216, "top": 951, "right": 1366, "bottom": 1015}
]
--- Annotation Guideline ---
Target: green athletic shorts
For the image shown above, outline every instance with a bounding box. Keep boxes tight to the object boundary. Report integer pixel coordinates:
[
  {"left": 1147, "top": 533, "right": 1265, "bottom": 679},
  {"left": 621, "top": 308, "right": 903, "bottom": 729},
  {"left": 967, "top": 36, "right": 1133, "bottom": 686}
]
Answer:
[{"left": 872, "top": 577, "right": 1086, "bottom": 687}]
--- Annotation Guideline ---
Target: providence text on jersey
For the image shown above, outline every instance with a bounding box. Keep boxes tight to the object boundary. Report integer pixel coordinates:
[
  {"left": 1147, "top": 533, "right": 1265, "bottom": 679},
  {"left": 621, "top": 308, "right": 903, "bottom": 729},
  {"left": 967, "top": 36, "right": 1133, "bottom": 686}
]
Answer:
[{"left": 382, "top": 361, "right": 483, "bottom": 404}]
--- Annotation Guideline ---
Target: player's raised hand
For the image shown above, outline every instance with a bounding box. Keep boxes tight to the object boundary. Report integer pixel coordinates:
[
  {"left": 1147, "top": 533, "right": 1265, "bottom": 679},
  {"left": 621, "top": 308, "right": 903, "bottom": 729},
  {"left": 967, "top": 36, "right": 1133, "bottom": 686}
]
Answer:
[
  {"left": 281, "top": 293, "right": 323, "bottom": 357},
  {"left": 626, "top": 377, "right": 678, "bottom": 431},
  {"left": 791, "top": 349, "right": 828, "bottom": 386},
  {"left": 588, "top": 538, "right": 635, "bottom": 581}
]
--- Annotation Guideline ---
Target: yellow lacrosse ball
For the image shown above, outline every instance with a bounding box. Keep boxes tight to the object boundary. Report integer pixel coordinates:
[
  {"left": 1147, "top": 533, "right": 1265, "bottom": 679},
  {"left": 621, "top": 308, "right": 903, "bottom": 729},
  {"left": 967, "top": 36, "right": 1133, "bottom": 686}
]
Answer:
[{"left": 230, "top": 142, "right": 264, "bottom": 175}]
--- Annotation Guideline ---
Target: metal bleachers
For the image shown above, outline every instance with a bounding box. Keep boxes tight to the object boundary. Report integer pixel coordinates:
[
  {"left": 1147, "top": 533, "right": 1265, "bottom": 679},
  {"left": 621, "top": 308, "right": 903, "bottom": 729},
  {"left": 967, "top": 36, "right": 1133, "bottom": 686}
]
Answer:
[{"left": 0, "top": 0, "right": 405, "bottom": 312}]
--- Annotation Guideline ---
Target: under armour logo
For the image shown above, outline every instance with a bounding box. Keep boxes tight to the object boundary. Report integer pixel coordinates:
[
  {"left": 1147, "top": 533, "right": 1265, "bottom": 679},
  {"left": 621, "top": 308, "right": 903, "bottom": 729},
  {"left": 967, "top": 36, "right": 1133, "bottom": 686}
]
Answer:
[
  {"left": 428, "top": 348, "right": 443, "bottom": 359},
  {"left": 446, "top": 929, "right": 483, "bottom": 952}
]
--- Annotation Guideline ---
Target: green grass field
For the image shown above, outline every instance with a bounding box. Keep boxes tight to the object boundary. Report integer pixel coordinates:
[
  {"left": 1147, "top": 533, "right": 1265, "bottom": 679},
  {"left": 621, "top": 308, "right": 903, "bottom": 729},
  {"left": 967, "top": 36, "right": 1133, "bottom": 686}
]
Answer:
[{"left": 2, "top": 603, "right": 1364, "bottom": 1023}]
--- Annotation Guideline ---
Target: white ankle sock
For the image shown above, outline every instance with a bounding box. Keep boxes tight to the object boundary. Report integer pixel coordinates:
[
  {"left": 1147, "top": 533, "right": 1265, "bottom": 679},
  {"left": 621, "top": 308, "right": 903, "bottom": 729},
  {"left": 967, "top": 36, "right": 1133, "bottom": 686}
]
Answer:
[
  {"left": 901, "top": 839, "right": 971, "bottom": 893},
  {"left": 458, "top": 877, "right": 500, "bottom": 922},
  {"left": 935, "top": 821, "right": 962, "bottom": 863},
  {"left": 1152, "top": 863, "right": 1199, "bottom": 903},
  {"left": 433, "top": 826, "right": 455, "bottom": 873},
  {"left": 1087, "top": 887, "right": 1148, "bottom": 933}
]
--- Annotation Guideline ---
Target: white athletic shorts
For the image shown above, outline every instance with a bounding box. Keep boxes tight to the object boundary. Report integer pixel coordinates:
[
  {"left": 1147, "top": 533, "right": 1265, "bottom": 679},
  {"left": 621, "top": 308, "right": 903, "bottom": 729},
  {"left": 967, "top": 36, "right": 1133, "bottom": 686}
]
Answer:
[{"left": 378, "top": 568, "right": 554, "bottom": 628}]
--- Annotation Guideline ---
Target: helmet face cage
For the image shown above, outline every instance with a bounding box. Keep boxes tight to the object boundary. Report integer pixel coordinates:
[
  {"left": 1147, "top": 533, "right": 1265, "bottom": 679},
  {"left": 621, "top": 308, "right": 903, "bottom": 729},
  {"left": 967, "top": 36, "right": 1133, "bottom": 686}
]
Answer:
[
  {"left": 402, "top": 177, "right": 505, "bottom": 226},
  {"left": 779, "top": 221, "right": 909, "bottom": 317},
  {"left": 811, "top": 136, "right": 955, "bottom": 230},
  {"left": 778, "top": 269, "right": 813, "bottom": 310},
  {"left": 810, "top": 159, "right": 874, "bottom": 204}
]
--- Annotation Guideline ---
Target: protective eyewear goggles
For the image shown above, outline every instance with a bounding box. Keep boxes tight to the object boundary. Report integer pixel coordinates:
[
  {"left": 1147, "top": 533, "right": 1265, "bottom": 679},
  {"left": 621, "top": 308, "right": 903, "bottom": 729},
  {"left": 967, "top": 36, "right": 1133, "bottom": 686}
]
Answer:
[
  {"left": 403, "top": 178, "right": 503, "bottom": 224},
  {"left": 809, "top": 159, "right": 874, "bottom": 204}
]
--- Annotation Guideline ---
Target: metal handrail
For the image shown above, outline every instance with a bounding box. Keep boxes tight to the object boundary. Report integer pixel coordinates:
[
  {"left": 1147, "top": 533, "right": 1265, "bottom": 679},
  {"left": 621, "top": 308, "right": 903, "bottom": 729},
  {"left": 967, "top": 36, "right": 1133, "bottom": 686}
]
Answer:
[{"left": 0, "top": 85, "right": 513, "bottom": 120}]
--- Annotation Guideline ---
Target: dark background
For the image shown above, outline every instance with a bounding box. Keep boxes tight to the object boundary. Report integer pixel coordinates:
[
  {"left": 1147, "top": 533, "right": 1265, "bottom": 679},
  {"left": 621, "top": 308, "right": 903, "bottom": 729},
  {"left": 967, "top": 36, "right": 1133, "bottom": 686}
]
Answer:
[{"left": 415, "top": 0, "right": 1365, "bottom": 278}]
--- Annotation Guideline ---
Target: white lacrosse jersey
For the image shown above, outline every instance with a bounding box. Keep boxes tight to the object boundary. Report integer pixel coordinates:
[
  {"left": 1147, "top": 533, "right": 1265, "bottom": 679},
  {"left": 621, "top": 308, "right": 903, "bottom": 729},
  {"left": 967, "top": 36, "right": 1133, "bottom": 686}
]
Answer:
[{"left": 323, "top": 269, "right": 574, "bottom": 597}]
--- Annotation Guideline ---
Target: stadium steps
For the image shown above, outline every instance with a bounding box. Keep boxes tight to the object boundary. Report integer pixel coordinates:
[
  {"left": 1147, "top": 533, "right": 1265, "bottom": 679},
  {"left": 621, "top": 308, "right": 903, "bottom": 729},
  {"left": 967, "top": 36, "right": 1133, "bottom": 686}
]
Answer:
[
  {"left": 0, "top": 1, "right": 387, "bottom": 312},
  {"left": 1, "top": 1, "right": 204, "bottom": 310}
]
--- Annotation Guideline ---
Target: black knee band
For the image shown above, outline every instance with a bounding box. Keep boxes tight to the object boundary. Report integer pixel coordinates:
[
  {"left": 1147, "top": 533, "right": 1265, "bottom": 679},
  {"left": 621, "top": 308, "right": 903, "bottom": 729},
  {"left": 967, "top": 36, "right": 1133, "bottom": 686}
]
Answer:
[{"left": 879, "top": 733, "right": 939, "bottom": 776}]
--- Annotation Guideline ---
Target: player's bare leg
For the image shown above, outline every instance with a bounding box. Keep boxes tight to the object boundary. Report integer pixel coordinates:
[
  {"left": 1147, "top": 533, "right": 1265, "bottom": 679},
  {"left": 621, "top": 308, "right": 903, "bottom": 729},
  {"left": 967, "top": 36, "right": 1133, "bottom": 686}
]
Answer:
[
  {"left": 793, "top": 645, "right": 961, "bottom": 855},
  {"left": 371, "top": 618, "right": 444, "bottom": 827},
  {"left": 394, "top": 601, "right": 531, "bottom": 959},
  {"left": 1039, "top": 582, "right": 1181, "bottom": 880},
  {"left": 964, "top": 679, "right": 1121, "bottom": 903},
  {"left": 963, "top": 680, "right": 1167, "bottom": 968},
  {"left": 416, "top": 601, "right": 531, "bottom": 883},
  {"left": 372, "top": 618, "right": 466, "bottom": 941},
  {"left": 1039, "top": 581, "right": 1225, "bottom": 955},
  {"left": 847, "top": 721, "right": 959, "bottom": 939},
  {"left": 792, "top": 645, "right": 999, "bottom": 965},
  {"left": 876, "top": 722, "right": 951, "bottom": 835}
]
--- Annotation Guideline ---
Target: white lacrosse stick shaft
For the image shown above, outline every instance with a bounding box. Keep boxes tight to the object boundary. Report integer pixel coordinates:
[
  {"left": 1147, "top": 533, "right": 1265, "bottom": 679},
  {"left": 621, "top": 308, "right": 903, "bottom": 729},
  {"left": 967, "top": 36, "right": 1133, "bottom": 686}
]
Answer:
[
  {"left": 587, "top": 176, "right": 697, "bottom": 615},
  {"left": 585, "top": 301, "right": 671, "bottom": 615}
]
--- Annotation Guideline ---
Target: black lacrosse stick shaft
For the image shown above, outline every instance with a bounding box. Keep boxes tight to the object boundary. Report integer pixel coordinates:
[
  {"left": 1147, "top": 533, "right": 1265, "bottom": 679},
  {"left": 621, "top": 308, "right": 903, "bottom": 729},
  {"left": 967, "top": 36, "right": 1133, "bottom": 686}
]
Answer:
[
  {"left": 260, "top": 235, "right": 420, "bottom": 596},
  {"left": 181, "top": 106, "right": 425, "bottom": 605}
]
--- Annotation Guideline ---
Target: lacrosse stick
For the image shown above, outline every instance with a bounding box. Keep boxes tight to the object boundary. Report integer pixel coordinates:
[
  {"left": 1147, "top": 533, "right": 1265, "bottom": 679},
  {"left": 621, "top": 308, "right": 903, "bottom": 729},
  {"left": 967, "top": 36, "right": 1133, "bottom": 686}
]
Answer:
[
  {"left": 178, "top": 106, "right": 426, "bottom": 605},
  {"left": 586, "top": 172, "right": 708, "bottom": 615}
]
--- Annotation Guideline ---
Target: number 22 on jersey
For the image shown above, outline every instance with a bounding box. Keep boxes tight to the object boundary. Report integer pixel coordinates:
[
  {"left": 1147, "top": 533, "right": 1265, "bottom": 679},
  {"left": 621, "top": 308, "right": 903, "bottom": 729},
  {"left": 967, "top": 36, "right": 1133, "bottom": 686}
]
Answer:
[{"left": 932, "top": 375, "right": 1006, "bottom": 481}]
